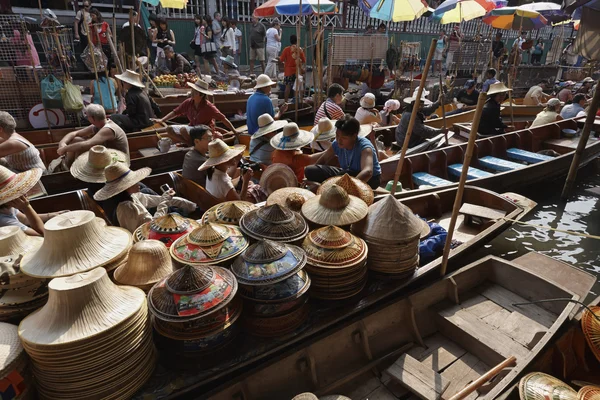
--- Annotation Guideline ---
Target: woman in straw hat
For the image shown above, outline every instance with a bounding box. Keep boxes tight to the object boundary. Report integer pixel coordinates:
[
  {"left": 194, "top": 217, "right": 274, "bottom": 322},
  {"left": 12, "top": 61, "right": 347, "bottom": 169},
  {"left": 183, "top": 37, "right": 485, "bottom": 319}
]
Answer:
[
  {"left": 93, "top": 164, "right": 196, "bottom": 233},
  {"left": 271, "top": 123, "right": 322, "bottom": 182},
  {"left": 110, "top": 69, "right": 161, "bottom": 133},
  {"left": 305, "top": 115, "right": 382, "bottom": 190},
  {"left": 354, "top": 93, "right": 382, "bottom": 125},
  {"left": 395, "top": 90, "right": 447, "bottom": 149},
  {"left": 479, "top": 82, "right": 511, "bottom": 137},
  {"left": 0, "top": 112, "right": 46, "bottom": 174}
]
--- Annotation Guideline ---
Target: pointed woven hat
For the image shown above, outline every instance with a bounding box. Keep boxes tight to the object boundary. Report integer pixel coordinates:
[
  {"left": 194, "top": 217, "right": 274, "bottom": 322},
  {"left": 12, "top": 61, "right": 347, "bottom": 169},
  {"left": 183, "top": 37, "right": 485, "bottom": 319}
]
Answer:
[
  {"left": 301, "top": 185, "right": 368, "bottom": 227},
  {"left": 239, "top": 203, "right": 308, "bottom": 242},
  {"left": 114, "top": 240, "right": 174, "bottom": 288},
  {"left": 201, "top": 201, "right": 257, "bottom": 225},
  {"left": 0, "top": 226, "right": 43, "bottom": 257},
  {"left": 359, "top": 195, "right": 424, "bottom": 241},
  {"left": 318, "top": 174, "right": 374, "bottom": 206}
]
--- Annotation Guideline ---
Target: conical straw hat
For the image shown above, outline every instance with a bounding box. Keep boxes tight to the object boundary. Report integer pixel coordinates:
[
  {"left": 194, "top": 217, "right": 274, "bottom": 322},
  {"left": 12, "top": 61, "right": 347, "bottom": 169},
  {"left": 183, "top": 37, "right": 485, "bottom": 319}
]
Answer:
[
  {"left": 266, "top": 187, "right": 315, "bottom": 212},
  {"left": 239, "top": 203, "right": 308, "bottom": 243},
  {"left": 133, "top": 213, "right": 199, "bottom": 248},
  {"left": 201, "top": 201, "right": 257, "bottom": 225},
  {"left": 519, "top": 373, "right": 577, "bottom": 400},
  {"left": 0, "top": 166, "right": 43, "bottom": 206},
  {"left": 70, "top": 145, "right": 129, "bottom": 183},
  {"left": 113, "top": 240, "right": 174, "bottom": 289},
  {"left": 358, "top": 195, "right": 424, "bottom": 242},
  {"left": 20, "top": 211, "right": 132, "bottom": 278},
  {"left": 170, "top": 223, "right": 248, "bottom": 265},
  {"left": 18, "top": 267, "right": 145, "bottom": 346},
  {"left": 318, "top": 174, "right": 374, "bottom": 206},
  {"left": 301, "top": 185, "right": 368, "bottom": 227},
  {"left": 0, "top": 226, "right": 43, "bottom": 257}
]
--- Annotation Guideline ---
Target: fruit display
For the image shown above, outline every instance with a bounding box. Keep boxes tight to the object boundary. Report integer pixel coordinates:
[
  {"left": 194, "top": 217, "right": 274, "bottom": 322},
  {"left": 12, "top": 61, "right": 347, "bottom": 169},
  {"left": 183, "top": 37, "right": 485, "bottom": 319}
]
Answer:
[{"left": 153, "top": 73, "right": 198, "bottom": 88}]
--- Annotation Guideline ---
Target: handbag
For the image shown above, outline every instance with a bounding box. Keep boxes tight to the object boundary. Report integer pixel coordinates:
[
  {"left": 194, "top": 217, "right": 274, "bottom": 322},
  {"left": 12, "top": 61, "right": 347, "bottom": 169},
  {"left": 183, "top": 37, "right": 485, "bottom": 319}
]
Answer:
[
  {"left": 61, "top": 80, "right": 84, "bottom": 112},
  {"left": 41, "top": 74, "right": 64, "bottom": 109},
  {"left": 201, "top": 41, "right": 218, "bottom": 54}
]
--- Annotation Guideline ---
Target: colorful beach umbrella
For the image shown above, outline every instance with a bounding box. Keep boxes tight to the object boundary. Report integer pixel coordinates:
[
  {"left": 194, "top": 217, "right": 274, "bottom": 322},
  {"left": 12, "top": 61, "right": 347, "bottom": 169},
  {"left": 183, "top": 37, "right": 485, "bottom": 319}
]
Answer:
[
  {"left": 483, "top": 7, "right": 548, "bottom": 30},
  {"left": 366, "top": 0, "right": 430, "bottom": 22},
  {"left": 141, "top": 0, "right": 187, "bottom": 8},
  {"left": 431, "top": 0, "right": 496, "bottom": 24},
  {"left": 519, "top": 2, "right": 571, "bottom": 24},
  {"left": 253, "top": 0, "right": 337, "bottom": 17}
]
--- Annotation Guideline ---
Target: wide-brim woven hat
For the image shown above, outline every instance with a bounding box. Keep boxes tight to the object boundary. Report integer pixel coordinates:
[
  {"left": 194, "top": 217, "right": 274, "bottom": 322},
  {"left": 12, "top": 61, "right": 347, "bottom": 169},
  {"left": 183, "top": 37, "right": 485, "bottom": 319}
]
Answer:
[
  {"left": 114, "top": 240, "right": 174, "bottom": 289},
  {"left": 201, "top": 201, "right": 257, "bottom": 225},
  {"left": 187, "top": 78, "right": 213, "bottom": 96},
  {"left": 270, "top": 123, "right": 314, "bottom": 150},
  {"left": 70, "top": 145, "right": 129, "bottom": 183},
  {"left": 259, "top": 163, "right": 298, "bottom": 195},
  {"left": 254, "top": 74, "right": 277, "bottom": 89},
  {"left": 318, "top": 174, "right": 374, "bottom": 206},
  {"left": 239, "top": 203, "right": 308, "bottom": 243},
  {"left": 20, "top": 210, "right": 132, "bottom": 278},
  {"left": 0, "top": 322, "right": 24, "bottom": 376},
  {"left": 487, "top": 82, "right": 512, "bottom": 96},
  {"left": 301, "top": 184, "right": 369, "bottom": 227},
  {"left": 253, "top": 114, "right": 287, "bottom": 139},
  {"left": 0, "top": 166, "right": 43, "bottom": 206},
  {"left": 220, "top": 55, "right": 238, "bottom": 69},
  {"left": 266, "top": 187, "right": 316, "bottom": 212},
  {"left": 311, "top": 118, "right": 337, "bottom": 142},
  {"left": 115, "top": 69, "right": 144, "bottom": 88},
  {"left": 198, "top": 140, "right": 245, "bottom": 171},
  {"left": 0, "top": 226, "right": 43, "bottom": 257},
  {"left": 93, "top": 164, "right": 151, "bottom": 202}
]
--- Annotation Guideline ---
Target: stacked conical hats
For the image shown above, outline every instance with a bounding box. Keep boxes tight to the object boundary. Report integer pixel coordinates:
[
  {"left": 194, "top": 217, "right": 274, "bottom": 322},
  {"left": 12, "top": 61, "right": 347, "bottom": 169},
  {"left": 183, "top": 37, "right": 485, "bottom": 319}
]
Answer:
[
  {"left": 302, "top": 185, "right": 369, "bottom": 227},
  {"left": 232, "top": 240, "right": 309, "bottom": 337},
  {"left": 133, "top": 213, "right": 200, "bottom": 248},
  {"left": 170, "top": 222, "right": 249, "bottom": 266},
  {"left": 114, "top": 240, "right": 175, "bottom": 292},
  {"left": 0, "top": 322, "right": 33, "bottom": 399},
  {"left": 18, "top": 268, "right": 155, "bottom": 399},
  {"left": 352, "top": 195, "right": 426, "bottom": 278},
  {"left": 302, "top": 226, "right": 368, "bottom": 300},
  {"left": 318, "top": 174, "right": 374, "bottom": 206},
  {"left": 20, "top": 210, "right": 132, "bottom": 278},
  {"left": 201, "top": 201, "right": 257, "bottom": 225},
  {"left": 0, "top": 227, "right": 47, "bottom": 322},
  {"left": 239, "top": 204, "right": 308, "bottom": 244},
  {"left": 519, "top": 373, "right": 577, "bottom": 400},
  {"left": 148, "top": 265, "right": 241, "bottom": 354}
]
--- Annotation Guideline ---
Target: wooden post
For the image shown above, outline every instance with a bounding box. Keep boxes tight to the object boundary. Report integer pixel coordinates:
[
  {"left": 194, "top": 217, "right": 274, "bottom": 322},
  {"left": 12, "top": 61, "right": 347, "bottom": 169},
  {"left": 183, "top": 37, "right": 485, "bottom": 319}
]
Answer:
[
  {"left": 295, "top": 4, "right": 302, "bottom": 123},
  {"left": 112, "top": 0, "right": 118, "bottom": 50},
  {"left": 439, "top": 73, "right": 448, "bottom": 144},
  {"left": 391, "top": 38, "right": 437, "bottom": 194},
  {"left": 561, "top": 77, "right": 600, "bottom": 199},
  {"left": 84, "top": 21, "right": 105, "bottom": 108},
  {"left": 439, "top": 91, "right": 487, "bottom": 276},
  {"left": 106, "top": 29, "right": 124, "bottom": 73},
  {"left": 447, "top": 357, "right": 517, "bottom": 400},
  {"left": 327, "top": 23, "right": 335, "bottom": 89},
  {"left": 508, "top": 74, "right": 515, "bottom": 128},
  {"left": 139, "top": 60, "right": 165, "bottom": 98},
  {"left": 129, "top": 9, "right": 136, "bottom": 70}
]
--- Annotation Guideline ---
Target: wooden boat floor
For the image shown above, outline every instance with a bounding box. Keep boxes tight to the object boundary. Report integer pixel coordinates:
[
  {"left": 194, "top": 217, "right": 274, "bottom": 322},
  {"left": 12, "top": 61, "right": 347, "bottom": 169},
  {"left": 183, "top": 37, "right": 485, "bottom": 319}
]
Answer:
[{"left": 436, "top": 213, "right": 480, "bottom": 244}]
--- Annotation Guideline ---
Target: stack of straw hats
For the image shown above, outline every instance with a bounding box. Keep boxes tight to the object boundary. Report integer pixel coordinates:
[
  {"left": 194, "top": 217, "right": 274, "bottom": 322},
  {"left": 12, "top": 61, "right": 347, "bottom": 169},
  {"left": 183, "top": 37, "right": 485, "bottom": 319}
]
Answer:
[
  {"left": 20, "top": 211, "right": 132, "bottom": 278},
  {"left": 232, "top": 240, "right": 309, "bottom": 337},
  {"left": 302, "top": 185, "right": 369, "bottom": 228},
  {"left": 240, "top": 204, "right": 308, "bottom": 244},
  {"left": 302, "top": 226, "right": 368, "bottom": 300},
  {"left": 201, "top": 201, "right": 257, "bottom": 225},
  {"left": 133, "top": 213, "right": 199, "bottom": 248},
  {"left": 148, "top": 265, "right": 241, "bottom": 354},
  {"left": 352, "top": 195, "right": 428, "bottom": 278},
  {"left": 317, "top": 174, "right": 374, "bottom": 206},
  {"left": 18, "top": 267, "right": 155, "bottom": 399},
  {"left": 581, "top": 305, "right": 600, "bottom": 362},
  {"left": 0, "top": 322, "right": 33, "bottom": 399},
  {"left": 113, "top": 240, "right": 175, "bottom": 292},
  {"left": 170, "top": 222, "right": 249, "bottom": 266},
  {"left": 266, "top": 187, "right": 315, "bottom": 212},
  {"left": 0, "top": 227, "right": 46, "bottom": 322},
  {"left": 518, "top": 373, "right": 577, "bottom": 400}
]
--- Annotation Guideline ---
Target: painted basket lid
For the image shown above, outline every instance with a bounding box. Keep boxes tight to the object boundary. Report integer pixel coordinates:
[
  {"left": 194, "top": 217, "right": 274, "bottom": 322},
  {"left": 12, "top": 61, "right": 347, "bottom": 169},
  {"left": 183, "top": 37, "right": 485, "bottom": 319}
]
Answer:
[
  {"left": 239, "top": 204, "right": 308, "bottom": 243},
  {"left": 133, "top": 213, "right": 200, "bottom": 248},
  {"left": 519, "top": 372, "right": 577, "bottom": 400},
  {"left": 302, "top": 226, "right": 368, "bottom": 268},
  {"left": 239, "top": 270, "right": 311, "bottom": 303},
  {"left": 201, "top": 201, "right": 257, "bottom": 226},
  {"left": 148, "top": 265, "right": 238, "bottom": 322},
  {"left": 231, "top": 239, "right": 307, "bottom": 286},
  {"left": 169, "top": 223, "right": 249, "bottom": 265}
]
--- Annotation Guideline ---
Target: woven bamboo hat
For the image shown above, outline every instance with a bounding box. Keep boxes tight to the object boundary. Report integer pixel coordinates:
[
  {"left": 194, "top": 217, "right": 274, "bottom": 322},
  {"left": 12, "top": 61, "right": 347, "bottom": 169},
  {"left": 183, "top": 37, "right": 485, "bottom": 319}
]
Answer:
[
  {"left": 198, "top": 139, "right": 245, "bottom": 171},
  {"left": 70, "top": 145, "right": 129, "bottom": 183},
  {"left": 0, "top": 166, "right": 43, "bottom": 206},
  {"left": 259, "top": 163, "right": 299, "bottom": 195},
  {"left": 0, "top": 322, "right": 24, "bottom": 375},
  {"left": 133, "top": 213, "right": 200, "bottom": 248},
  {"left": 266, "top": 187, "right": 316, "bottom": 212},
  {"left": 578, "top": 386, "right": 600, "bottom": 400},
  {"left": 201, "top": 201, "right": 257, "bottom": 225},
  {"left": 311, "top": 118, "right": 337, "bottom": 142},
  {"left": 239, "top": 203, "right": 308, "bottom": 243},
  {"left": 581, "top": 306, "right": 600, "bottom": 362},
  {"left": 519, "top": 373, "right": 577, "bottom": 400},
  {"left": 318, "top": 174, "right": 374, "bottom": 206},
  {"left": 301, "top": 185, "right": 368, "bottom": 227},
  {"left": 113, "top": 240, "right": 174, "bottom": 290},
  {"left": 0, "top": 226, "right": 43, "bottom": 257},
  {"left": 93, "top": 163, "right": 152, "bottom": 202},
  {"left": 20, "top": 210, "right": 132, "bottom": 278},
  {"left": 115, "top": 69, "right": 144, "bottom": 88},
  {"left": 253, "top": 113, "right": 287, "bottom": 139},
  {"left": 270, "top": 123, "right": 314, "bottom": 150},
  {"left": 187, "top": 78, "right": 213, "bottom": 96},
  {"left": 487, "top": 82, "right": 512, "bottom": 96}
]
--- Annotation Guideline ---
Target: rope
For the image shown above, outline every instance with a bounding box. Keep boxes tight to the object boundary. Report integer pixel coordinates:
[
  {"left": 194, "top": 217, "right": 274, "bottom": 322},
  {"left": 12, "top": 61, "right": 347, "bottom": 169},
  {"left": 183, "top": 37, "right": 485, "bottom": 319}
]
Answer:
[
  {"left": 501, "top": 217, "right": 600, "bottom": 241},
  {"left": 512, "top": 298, "right": 600, "bottom": 322}
]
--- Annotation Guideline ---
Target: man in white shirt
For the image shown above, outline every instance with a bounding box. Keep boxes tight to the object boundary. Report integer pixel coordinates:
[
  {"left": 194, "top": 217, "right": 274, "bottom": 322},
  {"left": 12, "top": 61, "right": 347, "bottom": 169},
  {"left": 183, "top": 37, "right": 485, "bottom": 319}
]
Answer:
[
  {"left": 231, "top": 20, "right": 243, "bottom": 67},
  {"left": 523, "top": 80, "right": 550, "bottom": 106}
]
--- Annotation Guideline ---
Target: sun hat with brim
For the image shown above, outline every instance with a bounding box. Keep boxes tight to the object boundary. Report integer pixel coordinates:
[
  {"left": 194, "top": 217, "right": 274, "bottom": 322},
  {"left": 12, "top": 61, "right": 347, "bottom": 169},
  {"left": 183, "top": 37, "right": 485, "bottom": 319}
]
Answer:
[
  {"left": 220, "top": 55, "right": 238, "bottom": 69},
  {"left": 187, "top": 78, "right": 213, "bottom": 96},
  {"left": 487, "top": 82, "right": 512, "bottom": 96},
  {"left": 583, "top": 77, "right": 595, "bottom": 83},
  {"left": 115, "top": 69, "right": 144, "bottom": 88},
  {"left": 252, "top": 114, "right": 287, "bottom": 139},
  {"left": 70, "top": 145, "right": 129, "bottom": 184},
  {"left": 254, "top": 74, "right": 277, "bottom": 89},
  {"left": 270, "top": 123, "right": 314, "bottom": 150},
  {"left": 358, "top": 124, "right": 373, "bottom": 138},
  {"left": 93, "top": 164, "right": 152, "bottom": 202},
  {"left": 311, "top": 118, "right": 337, "bottom": 142},
  {"left": 359, "top": 93, "right": 376, "bottom": 109},
  {"left": 547, "top": 98, "right": 564, "bottom": 107},
  {"left": 114, "top": 240, "right": 174, "bottom": 290},
  {"left": 403, "top": 95, "right": 433, "bottom": 106},
  {"left": 0, "top": 226, "right": 43, "bottom": 257},
  {"left": 198, "top": 139, "right": 245, "bottom": 171},
  {"left": 301, "top": 184, "right": 369, "bottom": 227},
  {"left": 259, "top": 163, "right": 299, "bottom": 195},
  {"left": 0, "top": 166, "right": 42, "bottom": 206}
]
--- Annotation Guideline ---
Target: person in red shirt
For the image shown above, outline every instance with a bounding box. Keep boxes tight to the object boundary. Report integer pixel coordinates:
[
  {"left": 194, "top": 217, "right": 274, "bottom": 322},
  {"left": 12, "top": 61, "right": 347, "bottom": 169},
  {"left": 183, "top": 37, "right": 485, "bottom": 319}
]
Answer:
[
  {"left": 279, "top": 34, "right": 306, "bottom": 103},
  {"left": 88, "top": 8, "right": 111, "bottom": 60}
]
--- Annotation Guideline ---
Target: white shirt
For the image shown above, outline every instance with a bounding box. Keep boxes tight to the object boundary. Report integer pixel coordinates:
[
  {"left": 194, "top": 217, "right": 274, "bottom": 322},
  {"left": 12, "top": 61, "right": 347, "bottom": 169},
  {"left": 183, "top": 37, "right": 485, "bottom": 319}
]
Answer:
[
  {"left": 354, "top": 107, "right": 382, "bottom": 125},
  {"left": 206, "top": 169, "right": 235, "bottom": 200},
  {"left": 221, "top": 27, "right": 237, "bottom": 52},
  {"left": 116, "top": 192, "right": 196, "bottom": 233},
  {"left": 266, "top": 28, "right": 280, "bottom": 49},
  {"left": 513, "top": 37, "right": 526, "bottom": 50}
]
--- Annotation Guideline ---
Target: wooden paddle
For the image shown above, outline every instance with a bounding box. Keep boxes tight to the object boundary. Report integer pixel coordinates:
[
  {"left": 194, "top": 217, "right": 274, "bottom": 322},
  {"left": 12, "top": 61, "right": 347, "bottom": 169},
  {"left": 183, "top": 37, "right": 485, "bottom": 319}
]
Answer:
[{"left": 447, "top": 356, "right": 517, "bottom": 400}]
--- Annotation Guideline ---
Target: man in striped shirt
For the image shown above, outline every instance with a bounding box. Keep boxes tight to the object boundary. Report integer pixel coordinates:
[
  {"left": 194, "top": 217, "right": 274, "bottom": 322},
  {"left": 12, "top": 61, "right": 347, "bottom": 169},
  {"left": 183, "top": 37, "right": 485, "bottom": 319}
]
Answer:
[{"left": 314, "top": 83, "right": 346, "bottom": 125}]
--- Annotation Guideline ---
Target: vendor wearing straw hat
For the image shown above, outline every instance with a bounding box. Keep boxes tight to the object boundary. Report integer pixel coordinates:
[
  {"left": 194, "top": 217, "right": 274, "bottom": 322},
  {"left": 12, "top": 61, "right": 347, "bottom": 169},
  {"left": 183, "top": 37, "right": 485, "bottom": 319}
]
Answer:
[
  {"left": 110, "top": 69, "right": 161, "bottom": 133},
  {"left": 479, "top": 82, "right": 511, "bottom": 137},
  {"left": 249, "top": 113, "right": 286, "bottom": 166},
  {"left": 395, "top": 90, "right": 446, "bottom": 149},
  {"left": 94, "top": 164, "right": 197, "bottom": 233},
  {"left": 305, "top": 115, "right": 382, "bottom": 189},
  {"left": 310, "top": 118, "right": 337, "bottom": 152},
  {"left": 354, "top": 93, "right": 382, "bottom": 125},
  {"left": 247, "top": 74, "right": 288, "bottom": 137},
  {"left": 271, "top": 123, "right": 322, "bottom": 182}
]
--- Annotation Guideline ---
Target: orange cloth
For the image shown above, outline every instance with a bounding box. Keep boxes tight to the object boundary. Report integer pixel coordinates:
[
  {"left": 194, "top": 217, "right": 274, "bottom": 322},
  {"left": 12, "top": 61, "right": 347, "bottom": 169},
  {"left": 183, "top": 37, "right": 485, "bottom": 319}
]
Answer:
[
  {"left": 272, "top": 149, "right": 311, "bottom": 181},
  {"left": 280, "top": 45, "right": 306, "bottom": 77}
]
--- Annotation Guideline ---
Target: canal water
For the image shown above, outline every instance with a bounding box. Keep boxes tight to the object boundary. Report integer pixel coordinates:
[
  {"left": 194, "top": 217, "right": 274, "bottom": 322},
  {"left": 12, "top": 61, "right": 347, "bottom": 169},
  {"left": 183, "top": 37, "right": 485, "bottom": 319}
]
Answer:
[{"left": 466, "top": 167, "right": 600, "bottom": 299}]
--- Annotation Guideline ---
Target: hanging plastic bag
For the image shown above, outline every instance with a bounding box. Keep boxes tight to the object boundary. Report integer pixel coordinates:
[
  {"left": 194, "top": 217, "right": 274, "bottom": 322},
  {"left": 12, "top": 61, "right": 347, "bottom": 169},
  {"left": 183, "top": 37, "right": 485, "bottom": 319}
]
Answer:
[
  {"left": 61, "top": 80, "right": 84, "bottom": 112},
  {"left": 41, "top": 74, "right": 64, "bottom": 109}
]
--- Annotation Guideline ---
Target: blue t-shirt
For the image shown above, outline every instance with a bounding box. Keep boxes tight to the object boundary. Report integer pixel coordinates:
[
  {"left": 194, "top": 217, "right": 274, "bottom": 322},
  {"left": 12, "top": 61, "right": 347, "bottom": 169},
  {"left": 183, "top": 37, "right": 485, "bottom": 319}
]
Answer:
[
  {"left": 331, "top": 136, "right": 381, "bottom": 177},
  {"left": 0, "top": 208, "right": 27, "bottom": 230},
  {"left": 247, "top": 91, "right": 274, "bottom": 134},
  {"left": 482, "top": 78, "right": 499, "bottom": 93},
  {"left": 560, "top": 103, "right": 584, "bottom": 119}
]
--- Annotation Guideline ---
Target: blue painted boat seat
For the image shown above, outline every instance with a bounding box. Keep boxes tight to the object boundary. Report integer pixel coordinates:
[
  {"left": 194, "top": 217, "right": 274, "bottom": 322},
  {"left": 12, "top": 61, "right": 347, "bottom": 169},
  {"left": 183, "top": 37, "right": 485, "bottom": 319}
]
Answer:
[
  {"left": 478, "top": 156, "right": 525, "bottom": 172},
  {"left": 506, "top": 148, "right": 554, "bottom": 164},
  {"left": 448, "top": 164, "right": 493, "bottom": 179},
  {"left": 412, "top": 172, "right": 453, "bottom": 187}
]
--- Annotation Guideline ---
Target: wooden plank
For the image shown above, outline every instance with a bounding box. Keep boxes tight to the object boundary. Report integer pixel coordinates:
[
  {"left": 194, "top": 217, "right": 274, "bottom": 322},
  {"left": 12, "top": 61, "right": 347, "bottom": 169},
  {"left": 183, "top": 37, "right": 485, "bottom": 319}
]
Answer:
[
  {"left": 459, "top": 293, "right": 504, "bottom": 319},
  {"left": 387, "top": 354, "right": 450, "bottom": 400},
  {"left": 344, "top": 374, "right": 385, "bottom": 400},
  {"left": 459, "top": 203, "right": 506, "bottom": 221},
  {"left": 479, "top": 284, "right": 556, "bottom": 328},
  {"left": 497, "top": 312, "right": 547, "bottom": 348},
  {"left": 416, "top": 334, "right": 467, "bottom": 373},
  {"left": 381, "top": 372, "right": 410, "bottom": 398},
  {"left": 482, "top": 308, "right": 512, "bottom": 330},
  {"left": 440, "top": 353, "right": 489, "bottom": 400},
  {"left": 363, "top": 385, "right": 401, "bottom": 400}
]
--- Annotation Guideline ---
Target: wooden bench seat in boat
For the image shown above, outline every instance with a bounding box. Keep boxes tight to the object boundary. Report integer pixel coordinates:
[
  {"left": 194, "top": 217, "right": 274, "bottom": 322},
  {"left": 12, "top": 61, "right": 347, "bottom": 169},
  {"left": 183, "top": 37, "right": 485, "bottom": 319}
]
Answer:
[
  {"left": 506, "top": 148, "right": 553, "bottom": 164},
  {"left": 477, "top": 156, "right": 525, "bottom": 172},
  {"left": 447, "top": 164, "right": 493, "bottom": 180},
  {"left": 459, "top": 203, "right": 506, "bottom": 226},
  {"left": 412, "top": 172, "right": 453, "bottom": 187}
]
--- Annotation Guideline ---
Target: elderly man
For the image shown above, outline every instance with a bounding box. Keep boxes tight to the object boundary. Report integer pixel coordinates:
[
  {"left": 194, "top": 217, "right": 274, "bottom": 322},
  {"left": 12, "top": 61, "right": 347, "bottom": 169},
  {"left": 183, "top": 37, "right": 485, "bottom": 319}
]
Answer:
[
  {"left": 531, "top": 98, "right": 563, "bottom": 127},
  {"left": 159, "top": 45, "right": 192, "bottom": 75},
  {"left": 523, "top": 80, "right": 550, "bottom": 106}
]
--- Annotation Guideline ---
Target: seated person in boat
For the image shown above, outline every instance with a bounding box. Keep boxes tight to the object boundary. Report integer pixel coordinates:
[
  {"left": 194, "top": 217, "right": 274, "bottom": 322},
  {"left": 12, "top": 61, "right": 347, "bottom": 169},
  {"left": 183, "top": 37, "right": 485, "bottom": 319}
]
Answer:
[
  {"left": 155, "top": 79, "right": 238, "bottom": 145},
  {"left": 271, "top": 123, "right": 324, "bottom": 182},
  {"left": 481, "top": 68, "right": 499, "bottom": 93},
  {"left": 523, "top": 80, "right": 551, "bottom": 106},
  {"left": 354, "top": 93, "right": 382, "bottom": 125},
  {"left": 576, "top": 77, "right": 594, "bottom": 96},
  {"left": 249, "top": 114, "right": 286, "bottom": 167},
  {"left": 395, "top": 93, "right": 445, "bottom": 148},
  {"left": 182, "top": 125, "right": 211, "bottom": 187},
  {"left": 93, "top": 164, "right": 196, "bottom": 233},
  {"left": 314, "top": 83, "right": 345, "bottom": 125},
  {"left": 557, "top": 81, "right": 574, "bottom": 104},
  {"left": 110, "top": 69, "right": 161, "bottom": 133},
  {"left": 560, "top": 94, "right": 587, "bottom": 119},
  {"left": 479, "top": 82, "right": 510, "bottom": 137},
  {"left": 58, "top": 104, "right": 129, "bottom": 167},
  {"left": 311, "top": 118, "right": 336, "bottom": 152},
  {"left": 379, "top": 99, "right": 401, "bottom": 126},
  {"left": 0, "top": 112, "right": 46, "bottom": 173},
  {"left": 530, "top": 98, "right": 564, "bottom": 128},
  {"left": 305, "top": 114, "right": 382, "bottom": 189},
  {"left": 449, "top": 80, "right": 479, "bottom": 115},
  {"left": 158, "top": 45, "right": 192, "bottom": 75}
]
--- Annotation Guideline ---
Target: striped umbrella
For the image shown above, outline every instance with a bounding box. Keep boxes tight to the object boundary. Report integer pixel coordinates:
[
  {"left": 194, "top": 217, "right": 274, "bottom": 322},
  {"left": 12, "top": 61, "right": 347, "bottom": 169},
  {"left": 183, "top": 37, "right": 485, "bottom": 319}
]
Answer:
[
  {"left": 483, "top": 7, "right": 548, "bottom": 30},
  {"left": 367, "top": 0, "right": 430, "bottom": 22},
  {"left": 519, "top": 2, "right": 571, "bottom": 24},
  {"left": 253, "top": 0, "right": 337, "bottom": 17},
  {"left": 431, "top": 0, "right": 496, "bottom": 24},
  {"left": 142, "top": 0, "right": 187, "bottom": 8}
]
